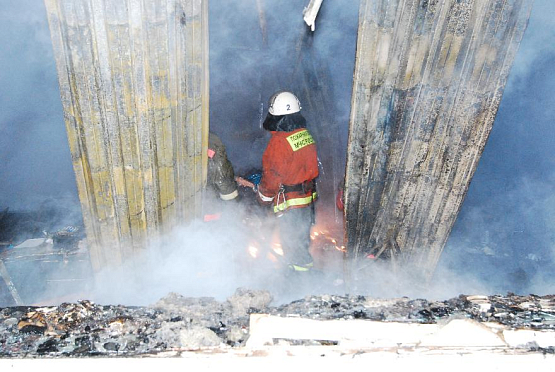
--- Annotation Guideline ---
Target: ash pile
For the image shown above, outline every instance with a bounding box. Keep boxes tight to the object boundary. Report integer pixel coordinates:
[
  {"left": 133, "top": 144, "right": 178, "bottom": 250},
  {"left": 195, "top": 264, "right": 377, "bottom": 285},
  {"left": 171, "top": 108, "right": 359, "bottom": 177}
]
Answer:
[{"left": 1, "top": 289, "right": 554, "bottom": 357}]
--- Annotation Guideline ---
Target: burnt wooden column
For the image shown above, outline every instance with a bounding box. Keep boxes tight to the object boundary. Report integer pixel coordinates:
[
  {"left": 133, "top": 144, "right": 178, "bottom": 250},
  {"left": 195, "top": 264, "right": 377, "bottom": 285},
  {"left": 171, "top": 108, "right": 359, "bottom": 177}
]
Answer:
[
  {"left": 44, "top": 0, "right": 209, "bottom": 271},
  {"left": 345, "top": 0, "right": 533, "bottom": 277}
]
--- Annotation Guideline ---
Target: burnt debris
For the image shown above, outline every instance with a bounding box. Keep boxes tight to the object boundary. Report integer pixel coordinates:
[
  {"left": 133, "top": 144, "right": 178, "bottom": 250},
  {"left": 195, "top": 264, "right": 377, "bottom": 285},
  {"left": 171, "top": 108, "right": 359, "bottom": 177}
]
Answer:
[{"left": 1, "top": 289, "right": 554, "bottom": 357}]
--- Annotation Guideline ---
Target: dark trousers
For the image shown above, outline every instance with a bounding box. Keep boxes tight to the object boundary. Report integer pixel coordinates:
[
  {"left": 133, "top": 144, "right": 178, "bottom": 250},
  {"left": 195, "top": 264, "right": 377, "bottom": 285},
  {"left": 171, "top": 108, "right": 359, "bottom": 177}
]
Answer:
[{"left": 277, "top": 206, "right": 313, "bottom": 266}]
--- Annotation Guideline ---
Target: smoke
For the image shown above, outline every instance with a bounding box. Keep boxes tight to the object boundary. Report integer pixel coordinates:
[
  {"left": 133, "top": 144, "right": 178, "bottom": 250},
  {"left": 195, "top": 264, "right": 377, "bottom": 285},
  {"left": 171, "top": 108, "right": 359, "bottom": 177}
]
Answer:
[
  {"left": 436, "top": 0, "right": 555, "bottom": 296},
  {"left": 209, "top": 0, "right": 359, "bottom": 182},
  {"left": 0, "top": 0, "right": 78, "bottom": 211},
  {"left": 0, "top": 0, "right": 359, "bottom": 307},
  {"left": 349, "top": 261, "right": 493, "bottom": 301},
  {"left": 1, "top": 0, "right": 554, "bottom": 306},
  {"left": 90, "top": 217, "right": 252, "bottom": 305},
  {"left": 506, "top": 0, "right": 555, "bottom": 92},
  {"left": 0, "top": 0, "right": 361, "bottom": 211},
  {"left": 71, "top": 199, "right": 347, "bottom": 306}
]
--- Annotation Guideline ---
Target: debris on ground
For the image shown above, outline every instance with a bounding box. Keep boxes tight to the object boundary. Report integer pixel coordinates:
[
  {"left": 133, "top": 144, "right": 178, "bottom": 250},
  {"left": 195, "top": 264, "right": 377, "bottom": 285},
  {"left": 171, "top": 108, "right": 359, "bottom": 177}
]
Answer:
[{"left": 1, "top": 290, "right": 554, "bottom": 357}]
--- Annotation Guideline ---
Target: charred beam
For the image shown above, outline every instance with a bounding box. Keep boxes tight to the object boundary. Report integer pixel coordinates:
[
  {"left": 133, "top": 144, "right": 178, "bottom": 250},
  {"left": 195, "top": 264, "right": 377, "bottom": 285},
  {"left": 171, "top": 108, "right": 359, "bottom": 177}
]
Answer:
[{"left": 345, "top": 0, "right": 533, "bottom": 277}]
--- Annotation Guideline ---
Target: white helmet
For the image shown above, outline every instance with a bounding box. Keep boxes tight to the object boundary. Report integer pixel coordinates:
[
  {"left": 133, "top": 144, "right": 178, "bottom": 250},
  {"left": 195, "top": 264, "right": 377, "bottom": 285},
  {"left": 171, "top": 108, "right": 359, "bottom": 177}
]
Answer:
[{"left": 268, "top": 91, "right": 302, "bottom": 116}]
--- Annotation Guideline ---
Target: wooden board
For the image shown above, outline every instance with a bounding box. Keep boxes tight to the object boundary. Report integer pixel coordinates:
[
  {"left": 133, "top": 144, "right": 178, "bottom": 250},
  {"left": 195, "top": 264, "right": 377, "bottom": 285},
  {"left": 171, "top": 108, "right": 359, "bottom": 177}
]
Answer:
[{"left": 246, "top": 314, "right": 555, "bottom": 349}]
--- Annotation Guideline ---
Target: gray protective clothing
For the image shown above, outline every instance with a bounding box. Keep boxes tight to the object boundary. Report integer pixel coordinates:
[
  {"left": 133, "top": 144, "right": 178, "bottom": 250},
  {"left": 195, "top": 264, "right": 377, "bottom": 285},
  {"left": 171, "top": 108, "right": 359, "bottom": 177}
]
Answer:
[{"left": 207, "top": 133, "right": 238, "bottom": 201}]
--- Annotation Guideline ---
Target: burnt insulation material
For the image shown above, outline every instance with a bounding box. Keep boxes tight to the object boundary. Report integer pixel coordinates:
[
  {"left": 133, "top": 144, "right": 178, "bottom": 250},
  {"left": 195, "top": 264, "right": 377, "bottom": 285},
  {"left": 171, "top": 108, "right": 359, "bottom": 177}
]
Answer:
[{"left": 1, "top": 289, "right": 554, "bottom": 357}]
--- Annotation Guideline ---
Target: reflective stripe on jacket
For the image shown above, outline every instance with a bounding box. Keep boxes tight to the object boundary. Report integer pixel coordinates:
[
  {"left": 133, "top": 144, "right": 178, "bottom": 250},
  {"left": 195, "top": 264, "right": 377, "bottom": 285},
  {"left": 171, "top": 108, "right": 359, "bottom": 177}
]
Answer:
[
  {"left": 273, "top": 191, "right": 318, "bottom": 213},
  {"left": 258, "top": 128, "right": 319, "bottom": 213}
]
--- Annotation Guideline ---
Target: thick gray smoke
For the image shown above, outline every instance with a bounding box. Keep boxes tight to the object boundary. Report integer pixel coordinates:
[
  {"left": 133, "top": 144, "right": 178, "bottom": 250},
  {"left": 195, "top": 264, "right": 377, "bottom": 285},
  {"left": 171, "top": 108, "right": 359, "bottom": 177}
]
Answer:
[
  {"left": 89, "top": 205, "right": 266, "bottom": 305},
  {"left": 58, "top": 199, "right": 347, "bottom": 306},
  {"left": 209, "top": 0, "right": 358, "bottom": 185},
  {"left": 0, "top": 0, "right": 359, "bottom": 307},
  {"left": 0, "top": 0, "right": 78, "bottom": 211},
  {"left": 436, "top": 0, "right": 555, "bottom": 296},
  {"left": 0, "top": 0, "right": 554, "bottom": 306},
  {"left": 88, "top": 0, "right": 359, "bottom": 305}
]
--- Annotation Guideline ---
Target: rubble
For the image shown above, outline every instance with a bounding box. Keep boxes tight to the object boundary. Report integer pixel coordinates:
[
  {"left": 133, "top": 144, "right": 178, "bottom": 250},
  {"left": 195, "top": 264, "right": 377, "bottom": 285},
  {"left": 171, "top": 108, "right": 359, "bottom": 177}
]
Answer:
[{"left": 0, "top": 290, "right": 554, "bottom": 357}]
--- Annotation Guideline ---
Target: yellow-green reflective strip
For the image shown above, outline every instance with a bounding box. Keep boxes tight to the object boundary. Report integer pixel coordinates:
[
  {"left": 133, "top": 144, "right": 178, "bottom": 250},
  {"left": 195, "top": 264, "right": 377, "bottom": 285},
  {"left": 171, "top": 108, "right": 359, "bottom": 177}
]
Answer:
[
  {"left": 286, "top": 129, "right": 315, "bottom": 152},
  {"left": 289, "top": 262, "right": 313, "bottom": 272},
  {"left": 274, "top": 192, "right": 317, "bottom": 213}
]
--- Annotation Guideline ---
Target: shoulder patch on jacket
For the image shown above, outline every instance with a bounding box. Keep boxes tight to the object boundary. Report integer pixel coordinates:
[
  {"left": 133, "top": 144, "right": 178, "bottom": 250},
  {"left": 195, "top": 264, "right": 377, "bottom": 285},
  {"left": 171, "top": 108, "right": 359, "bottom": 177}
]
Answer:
[{"left": 286, "top": 129, "right": 315, "bottom": 152}]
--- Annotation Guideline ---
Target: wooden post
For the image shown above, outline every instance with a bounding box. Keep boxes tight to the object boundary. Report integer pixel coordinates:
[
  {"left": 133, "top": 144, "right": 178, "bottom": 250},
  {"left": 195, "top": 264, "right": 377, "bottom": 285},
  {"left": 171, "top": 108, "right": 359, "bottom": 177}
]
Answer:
[
  {"left": 44, "top": 0, "right": 209, "bottom": 271},
  {"left": 345, "top": 0, "right": 533, "bottom": 277}
]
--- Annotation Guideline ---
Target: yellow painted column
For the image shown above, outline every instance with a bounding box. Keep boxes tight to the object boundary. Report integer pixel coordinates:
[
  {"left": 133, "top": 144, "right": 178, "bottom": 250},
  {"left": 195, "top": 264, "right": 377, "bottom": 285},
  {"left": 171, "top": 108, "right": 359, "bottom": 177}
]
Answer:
[{"left": 44, "top": 0, "right": 209, "bottom": 271}]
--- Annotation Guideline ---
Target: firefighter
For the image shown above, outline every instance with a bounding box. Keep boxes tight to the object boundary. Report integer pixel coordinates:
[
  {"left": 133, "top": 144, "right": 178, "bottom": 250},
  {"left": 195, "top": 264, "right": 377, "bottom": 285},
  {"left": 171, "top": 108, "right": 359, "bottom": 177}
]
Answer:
[
  {"left": 256, "top": 91, "right": 319, "bottom": 273},
  {"left": 204, "top": 132, "right": 239, "bottom": 222}
]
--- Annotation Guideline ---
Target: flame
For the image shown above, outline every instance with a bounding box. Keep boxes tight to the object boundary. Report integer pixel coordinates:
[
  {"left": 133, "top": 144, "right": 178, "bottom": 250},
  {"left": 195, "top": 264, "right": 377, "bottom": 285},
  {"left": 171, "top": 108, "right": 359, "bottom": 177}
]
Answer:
[
  {"left": 310, "top": 225, "right": 346, "bottom": 253},
  {"left": 248, "top": 245, "right": 258, "bottom": 258},
  {"left": 267, "top": 252, "right": 278, "bottom": 263},
  {"left": 272, "top": 243, "right": 284, "bottom": 256}
]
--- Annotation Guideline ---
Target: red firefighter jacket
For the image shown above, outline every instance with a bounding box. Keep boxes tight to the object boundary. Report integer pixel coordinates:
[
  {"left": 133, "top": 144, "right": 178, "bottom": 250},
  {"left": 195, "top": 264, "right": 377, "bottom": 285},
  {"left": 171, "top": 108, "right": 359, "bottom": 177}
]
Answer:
[{"left": 258, "top": 128, "right": 319, "bottom": 213}]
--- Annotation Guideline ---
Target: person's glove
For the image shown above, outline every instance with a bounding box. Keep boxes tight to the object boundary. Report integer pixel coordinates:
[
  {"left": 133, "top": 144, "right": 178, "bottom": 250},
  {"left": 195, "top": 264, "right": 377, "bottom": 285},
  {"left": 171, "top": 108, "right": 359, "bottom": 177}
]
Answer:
[
  {"left": 235, "top": 172, "right": 262, "bottom": 192},
  {"left": 247, "top": 173, "right": 262, "bottom": 186}
]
